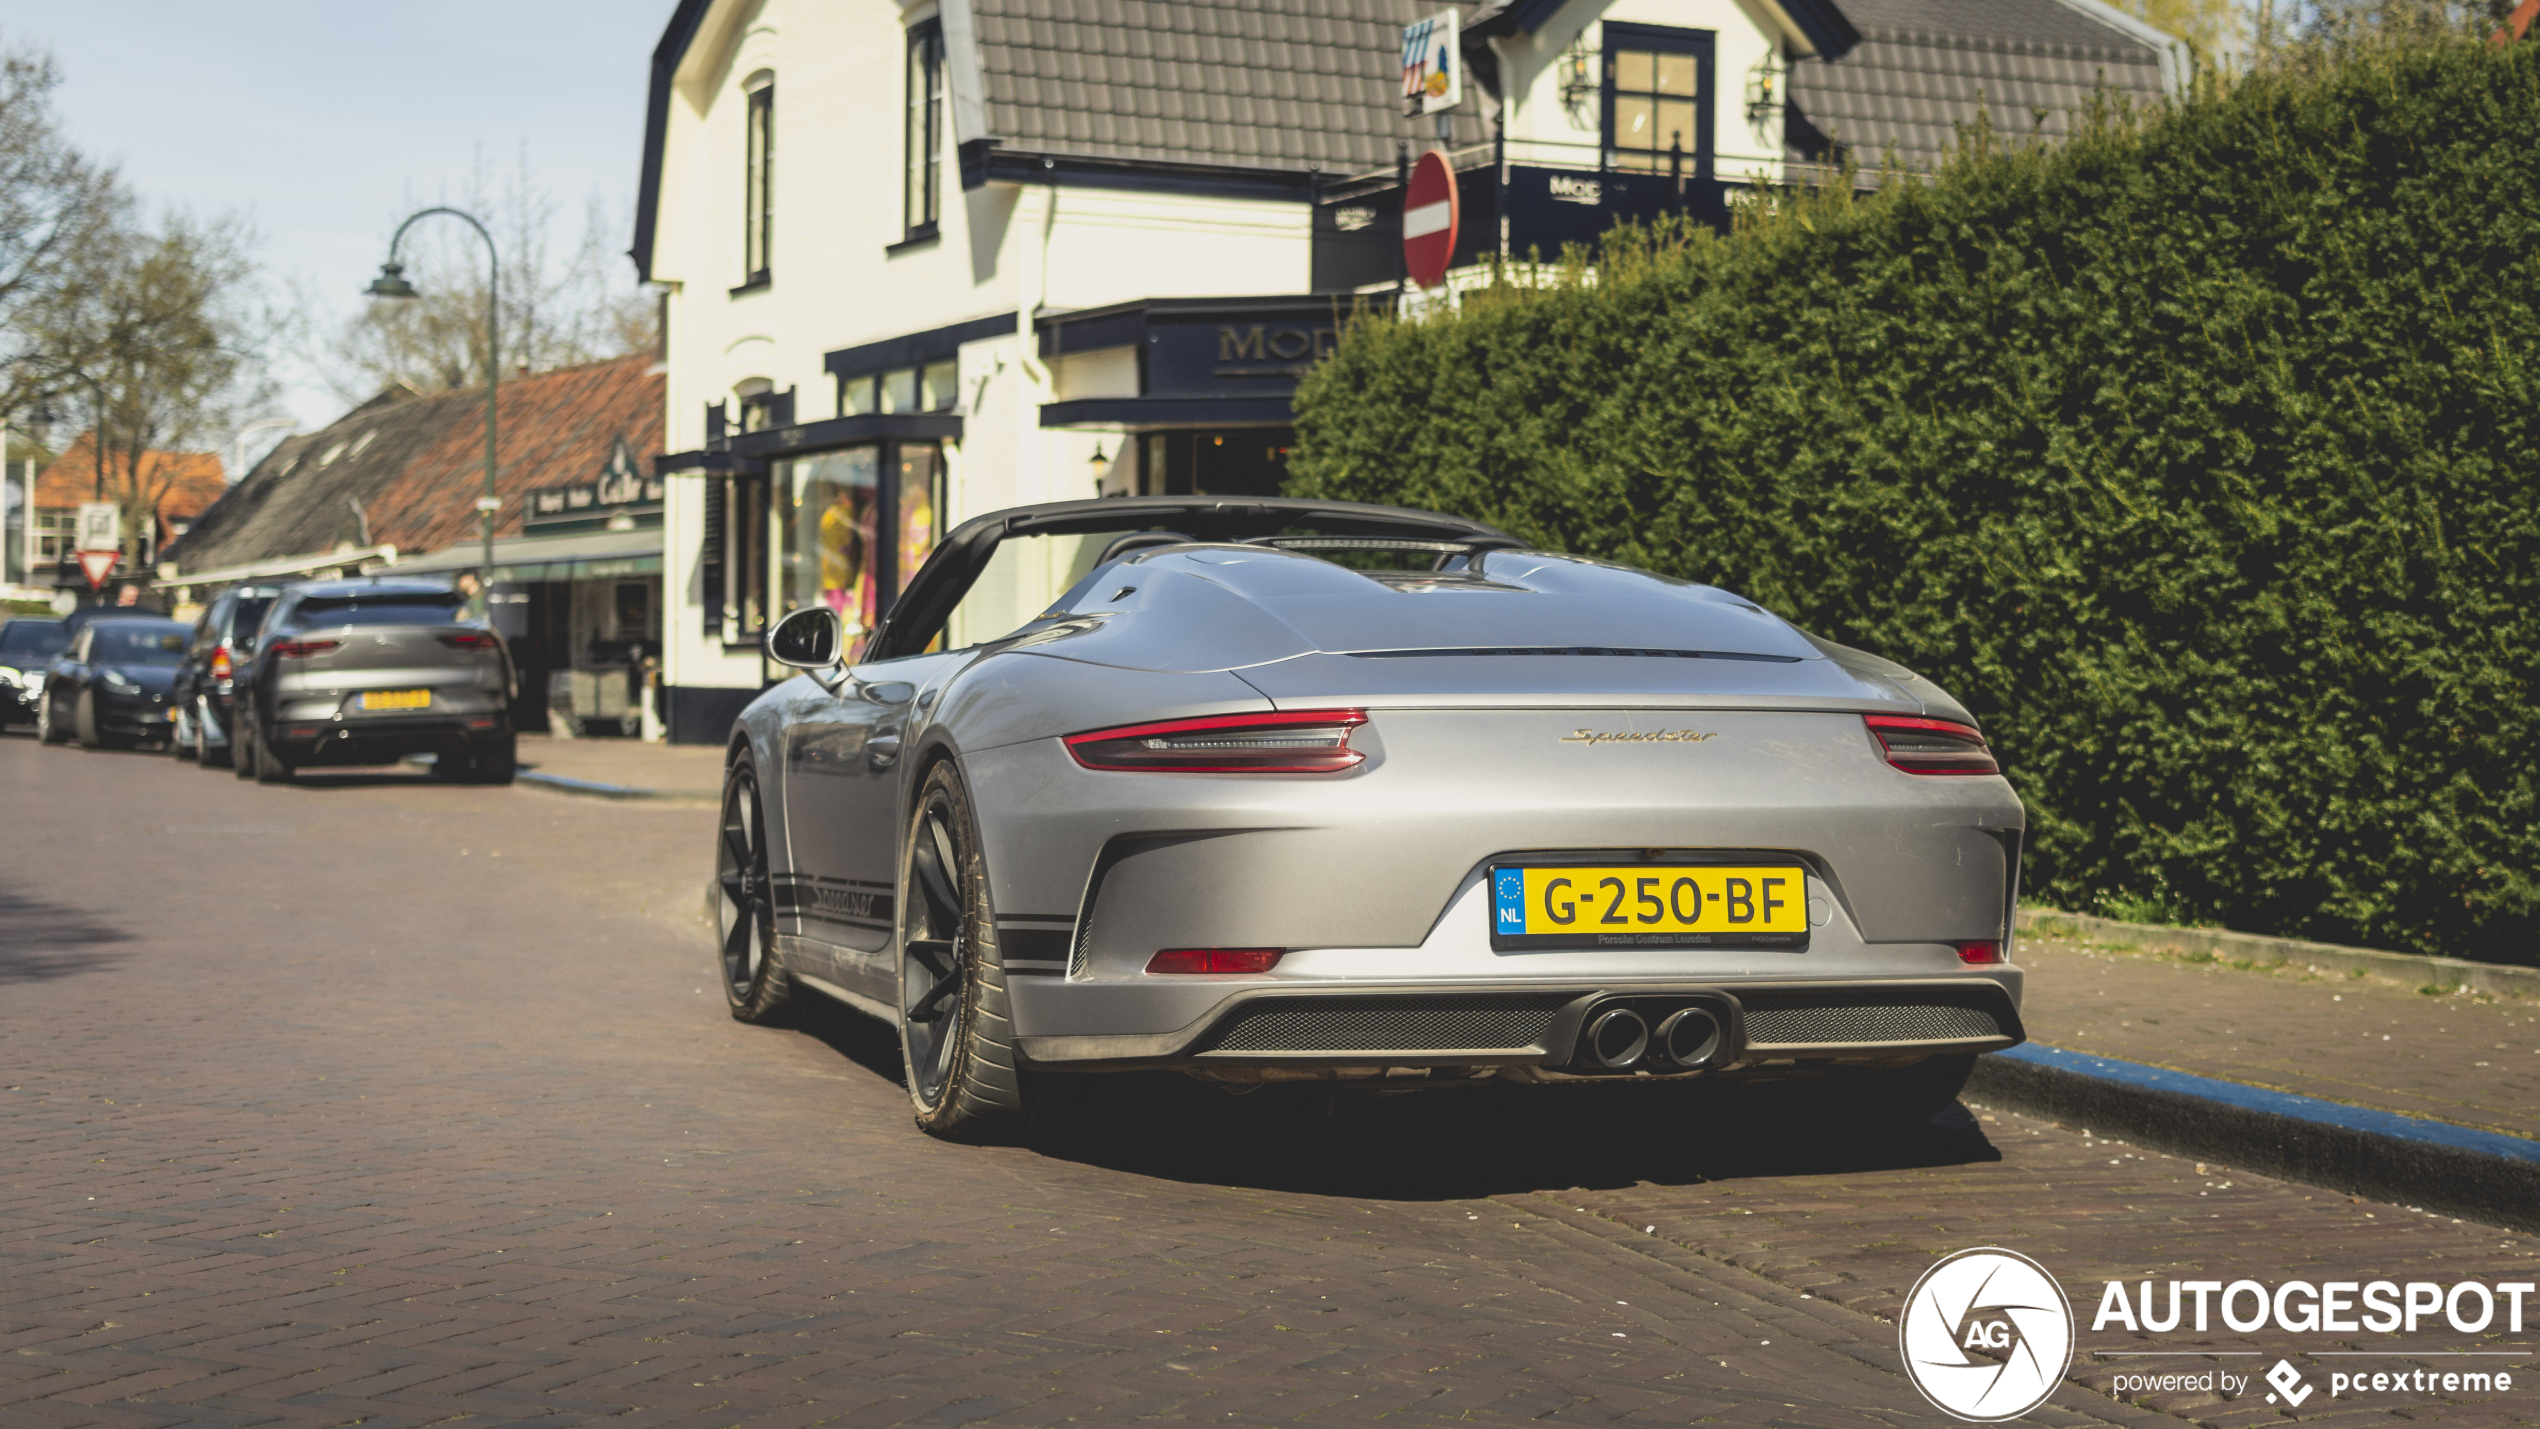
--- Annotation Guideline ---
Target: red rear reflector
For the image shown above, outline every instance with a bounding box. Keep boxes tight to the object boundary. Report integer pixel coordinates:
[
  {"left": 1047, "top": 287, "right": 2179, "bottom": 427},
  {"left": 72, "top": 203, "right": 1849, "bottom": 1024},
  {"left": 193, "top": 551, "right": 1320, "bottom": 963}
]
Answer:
[
  {"left": 1955, "top": 940, "right": 2003, "bottom": 965},
  {"left": 210, "top": 648, "right": 232, "bottom": 680},
  {"left": 466, "top": 717, "right": 499, "bottom": 730},
  {"left": 284, "top": 726, "right": 320, "bottom": 741},
  {"left": 440, "top": 632, "right": 498, "bottom": 649},
  {"left": 1864, "top": 714, "right": 2000, "bottom": 776},
  {"left": 1146, "top": 948, "right": 1284, "bottom": 975},
  {"left": 272, "top": 639, "right": 341, "bottom": 659},
  {"left": 1067, "top": 709, "right": 1368, "bottom": 773}
]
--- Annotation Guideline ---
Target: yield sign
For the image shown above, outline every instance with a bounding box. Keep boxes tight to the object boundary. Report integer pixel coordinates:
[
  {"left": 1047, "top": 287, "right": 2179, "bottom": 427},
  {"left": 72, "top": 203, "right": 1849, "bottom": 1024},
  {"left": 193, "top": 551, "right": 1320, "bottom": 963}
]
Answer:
[
  {"left": 77, "top": 549, "right": 119, "bottom": 589},
  {"left": 1402, "top": 147, "right": 1459, "bottom": 290}
]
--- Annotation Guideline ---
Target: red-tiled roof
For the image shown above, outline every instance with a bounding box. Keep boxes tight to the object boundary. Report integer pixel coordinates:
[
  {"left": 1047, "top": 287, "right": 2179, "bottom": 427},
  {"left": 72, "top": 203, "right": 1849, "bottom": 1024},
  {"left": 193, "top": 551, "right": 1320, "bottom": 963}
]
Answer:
[
  {"left": 366, "top": 356, "right": 665, "bottom": 554},
  {"left": 166, "top": 354, "right": 664, "bottom": 574},
  {"left": 35, "top": 434, "right": 227, "bottom": 522}
]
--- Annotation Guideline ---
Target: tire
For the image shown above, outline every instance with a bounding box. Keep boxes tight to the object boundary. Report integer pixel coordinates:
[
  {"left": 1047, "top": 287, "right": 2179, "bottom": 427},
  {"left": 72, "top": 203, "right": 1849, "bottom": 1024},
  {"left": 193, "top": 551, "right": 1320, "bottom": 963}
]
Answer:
[
  {"left": 75, "top": 690, "right": 106, "bottom": 749},
  {"left": 233, "top": 714, "right": 258, "bottom": 779},
  {"left": 897, "top": 759, "right": 1027, "bottom": 1141},
  {"left": 36, "top": 691, "right": 65, "bottom": 745},
  {"left": 714, "top": 760, "right": 796, "bottom": 1024},
  {"left": 172, "top": 702, "right": 197, "bottom": 759},
  {"left": 253, "top": 721, "right": 293, "bottom": 784},
  {"left": 470, "top": 736, "right": 516, "bottom": 785}
]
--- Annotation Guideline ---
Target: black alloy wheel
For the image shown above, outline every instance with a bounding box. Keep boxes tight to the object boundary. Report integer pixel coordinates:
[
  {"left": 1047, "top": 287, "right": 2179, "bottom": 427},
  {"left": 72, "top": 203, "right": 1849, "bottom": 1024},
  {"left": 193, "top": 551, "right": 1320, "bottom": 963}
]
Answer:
[
  {"left": 715, "top": 761, "right": 794, "bottom": 1023},
  {"left": 36, "top": 689, "right": 64, "bottom": 745},
  {"left": 897, "top": 761, "right": 1026, "bottom": 1141}
]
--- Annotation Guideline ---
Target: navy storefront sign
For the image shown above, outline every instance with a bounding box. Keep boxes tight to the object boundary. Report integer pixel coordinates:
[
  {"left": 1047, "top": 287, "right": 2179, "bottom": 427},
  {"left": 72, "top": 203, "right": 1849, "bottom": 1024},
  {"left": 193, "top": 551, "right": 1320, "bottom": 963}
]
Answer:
[
  {"left": 1037, "top": 296, "right": 1383, "bottom": 429},
  {"left": 1501, "top": 165, "right": 1729, "bottom": 260}
]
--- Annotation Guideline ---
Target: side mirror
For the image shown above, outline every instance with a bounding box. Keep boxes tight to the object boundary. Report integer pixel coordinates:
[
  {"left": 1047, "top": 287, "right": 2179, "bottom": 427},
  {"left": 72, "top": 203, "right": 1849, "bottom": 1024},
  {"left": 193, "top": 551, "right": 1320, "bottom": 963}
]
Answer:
[{"left": 767, "top": 605, "right": 842, "bottom": 670}]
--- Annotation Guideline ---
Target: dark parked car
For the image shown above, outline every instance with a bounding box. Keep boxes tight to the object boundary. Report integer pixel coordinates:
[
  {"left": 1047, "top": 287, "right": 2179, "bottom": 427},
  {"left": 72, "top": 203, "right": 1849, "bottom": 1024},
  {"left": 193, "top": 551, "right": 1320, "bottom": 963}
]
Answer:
[
  {"left": 35, "top": 617, "right": 191, "bottom": 748},
  {"left": 0, "top": 617, "right": 69, "bottom": 729},
  {"left": 233, "top": 578, "right": 516, "bottom": 785},
  {"left": 169, "top": 585, "right": 282, "bottom": 768}
]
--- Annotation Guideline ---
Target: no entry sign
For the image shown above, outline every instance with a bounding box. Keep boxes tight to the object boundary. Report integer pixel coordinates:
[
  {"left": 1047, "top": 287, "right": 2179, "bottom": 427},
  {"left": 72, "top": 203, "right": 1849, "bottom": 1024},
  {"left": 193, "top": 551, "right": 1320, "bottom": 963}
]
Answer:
[{"left": 1402, "top": 148, "right": 1458, "bottom": 290}]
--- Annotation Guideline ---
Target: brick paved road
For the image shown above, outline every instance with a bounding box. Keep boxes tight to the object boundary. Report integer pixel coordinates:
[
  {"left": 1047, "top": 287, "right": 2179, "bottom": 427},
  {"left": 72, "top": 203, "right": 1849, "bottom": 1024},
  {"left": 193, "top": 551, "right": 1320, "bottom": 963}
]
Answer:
[{"left": 2, "top": 736, "right": 2532, "bottom": 1427}]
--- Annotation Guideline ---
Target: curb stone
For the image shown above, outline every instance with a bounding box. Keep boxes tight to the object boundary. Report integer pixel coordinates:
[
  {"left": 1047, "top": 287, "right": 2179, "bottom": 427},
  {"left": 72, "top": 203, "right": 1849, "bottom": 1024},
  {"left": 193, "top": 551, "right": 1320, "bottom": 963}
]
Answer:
[
  {"left": 1967, "top": 1043, "right": 2540, "bottom": 1234},
  {"left": 2018, "top": 907, "right": 2540, "bottom": 1002}
]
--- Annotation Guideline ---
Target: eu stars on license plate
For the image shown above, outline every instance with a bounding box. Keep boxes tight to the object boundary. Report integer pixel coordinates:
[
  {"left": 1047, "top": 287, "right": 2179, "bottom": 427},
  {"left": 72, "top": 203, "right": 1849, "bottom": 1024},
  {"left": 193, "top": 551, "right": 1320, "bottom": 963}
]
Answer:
[{"left": 1490, "top": 863, "right": 1809, "bottom": 951}]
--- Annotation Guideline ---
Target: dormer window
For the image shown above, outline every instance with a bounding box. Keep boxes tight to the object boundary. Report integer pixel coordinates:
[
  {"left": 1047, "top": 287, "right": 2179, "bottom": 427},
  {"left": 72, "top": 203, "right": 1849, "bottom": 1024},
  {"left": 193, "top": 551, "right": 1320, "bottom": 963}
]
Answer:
[
  {"left": 1603, "top": 24, "right": 1713, "bottom": 176},
  {"left": 741, "top": 75, "right": 774, "bottom": 288},
  {"left": 903, "top": 21, "right": 944, "bottom": 242}
]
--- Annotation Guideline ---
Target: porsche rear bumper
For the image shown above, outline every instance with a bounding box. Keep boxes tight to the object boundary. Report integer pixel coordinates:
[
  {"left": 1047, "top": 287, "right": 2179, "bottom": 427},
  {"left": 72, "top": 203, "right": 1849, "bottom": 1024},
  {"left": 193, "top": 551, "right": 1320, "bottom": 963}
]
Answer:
[{"left": 1013, "top": 975, "right": 2023, "bottom": 1073}]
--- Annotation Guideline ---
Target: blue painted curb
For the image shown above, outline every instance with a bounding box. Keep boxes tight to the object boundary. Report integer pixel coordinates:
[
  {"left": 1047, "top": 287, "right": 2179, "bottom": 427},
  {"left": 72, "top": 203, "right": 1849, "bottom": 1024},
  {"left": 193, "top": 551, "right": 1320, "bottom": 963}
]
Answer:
[
  {"left": 1966, "top": 1042, "right": 2540, "bottom": 1233},
  {"left": 1994, "top": 1043, "right": 2540, "bottom": 1167},
  {"left": 519, "top": 770, "right": 653, "bottom": 799}
]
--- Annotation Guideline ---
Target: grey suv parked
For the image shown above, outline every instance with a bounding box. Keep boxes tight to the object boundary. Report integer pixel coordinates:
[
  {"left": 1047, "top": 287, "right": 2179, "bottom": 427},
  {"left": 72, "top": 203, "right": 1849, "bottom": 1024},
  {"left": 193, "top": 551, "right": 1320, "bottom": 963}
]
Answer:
[{"left": 233, "top": 578, "right": 517, "bottom": 785}]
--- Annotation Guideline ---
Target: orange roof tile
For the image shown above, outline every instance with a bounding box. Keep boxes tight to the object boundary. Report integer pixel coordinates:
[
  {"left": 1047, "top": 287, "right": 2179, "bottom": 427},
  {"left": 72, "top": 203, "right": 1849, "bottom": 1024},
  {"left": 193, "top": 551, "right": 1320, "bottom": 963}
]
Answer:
[{"left": 35, "top": 434, "right": 227, "bottom": 521}]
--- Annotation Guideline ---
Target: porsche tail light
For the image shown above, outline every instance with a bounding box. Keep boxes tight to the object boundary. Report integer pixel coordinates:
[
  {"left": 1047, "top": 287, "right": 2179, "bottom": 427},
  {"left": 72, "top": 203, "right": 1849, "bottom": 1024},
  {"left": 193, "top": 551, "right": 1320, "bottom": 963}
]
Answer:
[
  {"left": 210, "top": 647, "right": 232, "bottom": 680},
  {"left": 1146, "top": 948, "right": 1284, "bottom": 975},
  {"left": 271, "top": 639, "right": 341, "bottom": 659},
  {"left": 440, "top": 632, "right": 498, "bottom": 649},
  {"left": 1065, "top": 709, "right": 1368, "bottom": 773},
  {"left": 1864, "top": 714, "right": 1999, "bottom": 775},
  {"left": 1955, "top": 940, "right": 2003, "bottom": 965}
]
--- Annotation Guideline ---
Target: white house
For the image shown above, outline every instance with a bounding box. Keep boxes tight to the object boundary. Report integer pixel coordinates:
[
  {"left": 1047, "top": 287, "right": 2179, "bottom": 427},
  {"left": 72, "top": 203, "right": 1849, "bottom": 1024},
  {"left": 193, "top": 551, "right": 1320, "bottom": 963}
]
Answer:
[{"left": 635, "top": 0, "right": 2179, "bottom": 743}]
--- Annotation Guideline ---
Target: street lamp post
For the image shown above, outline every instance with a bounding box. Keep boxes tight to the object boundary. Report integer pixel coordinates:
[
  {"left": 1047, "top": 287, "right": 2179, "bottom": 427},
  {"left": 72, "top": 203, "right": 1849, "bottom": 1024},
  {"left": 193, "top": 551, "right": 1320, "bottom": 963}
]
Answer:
[{"left": 367, "top": 208, "right": 499, "bottom": 618}]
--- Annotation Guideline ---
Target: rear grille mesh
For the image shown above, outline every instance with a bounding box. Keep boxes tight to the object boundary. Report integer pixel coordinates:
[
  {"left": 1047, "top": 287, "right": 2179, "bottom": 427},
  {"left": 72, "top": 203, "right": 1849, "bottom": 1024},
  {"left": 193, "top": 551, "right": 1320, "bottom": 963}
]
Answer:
[
  {"left": 1742, "top": 1003, "right": 2004, "bottom": 1045},
  {"left": 1197, "top": 995, "right": 1572, "bottom": 1055}
]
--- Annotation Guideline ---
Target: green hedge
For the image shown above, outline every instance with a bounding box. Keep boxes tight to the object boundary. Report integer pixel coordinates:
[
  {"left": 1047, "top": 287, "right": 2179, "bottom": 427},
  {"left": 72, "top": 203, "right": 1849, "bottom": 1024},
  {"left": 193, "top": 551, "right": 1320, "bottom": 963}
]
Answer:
[{"left": 1287, "top": 40, "right": 2540, "bottom": 962}]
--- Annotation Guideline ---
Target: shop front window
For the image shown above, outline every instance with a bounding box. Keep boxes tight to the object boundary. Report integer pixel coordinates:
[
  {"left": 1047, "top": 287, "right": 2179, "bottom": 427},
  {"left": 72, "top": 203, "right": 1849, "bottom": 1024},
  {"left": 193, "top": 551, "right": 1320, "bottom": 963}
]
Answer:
[{"left": 776, "top": 441, "right": 942, "bottom": 660}]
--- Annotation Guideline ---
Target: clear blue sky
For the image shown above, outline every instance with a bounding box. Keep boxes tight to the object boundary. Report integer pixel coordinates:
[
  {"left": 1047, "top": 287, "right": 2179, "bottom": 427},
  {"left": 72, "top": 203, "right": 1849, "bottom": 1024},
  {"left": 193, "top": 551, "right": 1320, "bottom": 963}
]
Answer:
[{"left": 0, "top": 1, "right": 665, "bottom": 446}]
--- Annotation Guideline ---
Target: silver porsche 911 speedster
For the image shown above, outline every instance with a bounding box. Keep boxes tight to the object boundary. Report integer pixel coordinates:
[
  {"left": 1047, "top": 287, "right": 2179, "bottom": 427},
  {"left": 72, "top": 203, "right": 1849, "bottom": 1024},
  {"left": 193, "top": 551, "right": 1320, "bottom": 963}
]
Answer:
[{"left": 715, "top": 496, "right": 2025, "bottom": 1139}]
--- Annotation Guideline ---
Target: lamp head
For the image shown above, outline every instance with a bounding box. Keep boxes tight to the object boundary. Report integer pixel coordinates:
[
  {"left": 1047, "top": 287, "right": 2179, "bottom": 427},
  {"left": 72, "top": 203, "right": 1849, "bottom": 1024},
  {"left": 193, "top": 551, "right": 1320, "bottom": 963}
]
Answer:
[{"left": 365, "top": 261, "right": 420, "bottom": 300}]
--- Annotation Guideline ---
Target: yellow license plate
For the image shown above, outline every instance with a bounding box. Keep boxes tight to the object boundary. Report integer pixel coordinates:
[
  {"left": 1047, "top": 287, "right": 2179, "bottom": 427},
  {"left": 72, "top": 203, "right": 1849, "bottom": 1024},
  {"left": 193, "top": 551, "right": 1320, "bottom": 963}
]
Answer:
[
  {"left": 360, "top": 689, "right": 431, "bottom": 711},
  {"left": 1490, "top": 863, "right": 1809, "bottom": 950}
]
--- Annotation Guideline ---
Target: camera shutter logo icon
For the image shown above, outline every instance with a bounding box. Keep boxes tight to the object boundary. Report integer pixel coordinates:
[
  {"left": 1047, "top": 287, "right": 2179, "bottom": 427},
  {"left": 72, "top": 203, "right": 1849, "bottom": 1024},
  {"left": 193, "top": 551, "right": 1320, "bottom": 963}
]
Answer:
[
  {"left": 2264, "top": 1359, "right": 2313, "bottom": 1406},
  {"left": 1899, "top": 1248, "right": 2076, "bottom": 1421}
]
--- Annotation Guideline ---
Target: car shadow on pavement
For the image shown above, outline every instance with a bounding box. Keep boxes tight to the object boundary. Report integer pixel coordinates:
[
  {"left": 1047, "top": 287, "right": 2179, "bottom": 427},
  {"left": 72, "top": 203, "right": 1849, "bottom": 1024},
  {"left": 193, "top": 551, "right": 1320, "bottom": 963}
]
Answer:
[
  {"left": 782, "top": 995, "right": 2000, "bottom": 1197},
  {"left": 269, "top": 770, "right": 445, "bottom": 789},
  {"left": 0, "top": 878, "right": 134, "bottom": 983},
  {"left": 1023, "top": 1074, "right": 2002, "bottom": 1199}
]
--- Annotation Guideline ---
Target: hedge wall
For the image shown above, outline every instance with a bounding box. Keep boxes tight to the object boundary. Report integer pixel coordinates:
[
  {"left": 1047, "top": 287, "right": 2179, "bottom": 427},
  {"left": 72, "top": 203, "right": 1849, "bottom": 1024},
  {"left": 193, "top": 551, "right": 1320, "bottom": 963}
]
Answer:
[{"left": 1286, "top": 41, "right": 2540, "bottom": 962}]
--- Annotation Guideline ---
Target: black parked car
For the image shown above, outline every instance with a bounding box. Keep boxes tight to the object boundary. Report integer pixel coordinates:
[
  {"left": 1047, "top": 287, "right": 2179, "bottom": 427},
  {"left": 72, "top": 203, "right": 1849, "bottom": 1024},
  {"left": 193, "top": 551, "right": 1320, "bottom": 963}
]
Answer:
[
  {"left": 0, "top": 617, "right": 69, "bottom": 729},
  {"left": 234, "top": 578, "right": 517, "bottom": 785},
  {"left": 35, "top": 617, "right": 191, "bottom": 748},
  {"left": 170, "top": 584, "right": 282, "bottom": 768}
]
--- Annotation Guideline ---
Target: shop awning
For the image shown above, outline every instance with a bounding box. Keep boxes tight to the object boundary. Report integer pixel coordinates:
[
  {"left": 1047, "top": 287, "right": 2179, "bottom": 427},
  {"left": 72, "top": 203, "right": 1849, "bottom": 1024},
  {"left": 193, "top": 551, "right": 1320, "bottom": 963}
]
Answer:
[{"left": 383, "top": 528, "right": 664, "bottom": 585}]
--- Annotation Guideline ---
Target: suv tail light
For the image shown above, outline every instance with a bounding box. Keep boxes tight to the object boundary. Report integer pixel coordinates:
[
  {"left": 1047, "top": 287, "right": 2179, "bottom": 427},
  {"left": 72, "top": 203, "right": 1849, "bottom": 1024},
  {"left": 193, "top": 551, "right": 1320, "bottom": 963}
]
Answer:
[
  {"left": 271, "top": 639, "right": 341, "bottom": 659},
  {"left": 1955, "top": 940, "right": 2003, "bottom": 965},
  {"left": 1146, "top": 948, "right": 1284, "bottom": 975},
  {"left": 1065, "top": 709, "right": 1368, "bottom": 773},
  {"left": 209, "top": 647, "right": 232, "bottom": 680},
  {"left": 440, "top": 632, "right": 498, "bottom": 649},
  {"left": 1864, "top": 714, "right": 1999, "bottom": 776}
]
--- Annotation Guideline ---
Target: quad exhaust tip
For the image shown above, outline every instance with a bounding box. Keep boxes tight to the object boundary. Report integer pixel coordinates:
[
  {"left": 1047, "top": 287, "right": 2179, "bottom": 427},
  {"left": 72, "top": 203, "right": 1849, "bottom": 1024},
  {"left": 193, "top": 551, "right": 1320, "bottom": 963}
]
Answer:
[
  {"left": 1580, "top": 1003, "right": 1726, "bottom": 1071},
  {"left": 1585, "top": 1008, "right": 1650, "bottom": 1069},
  {"left": 1655, "top": 1007, "right": 1722, "bottom": 1068}
]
